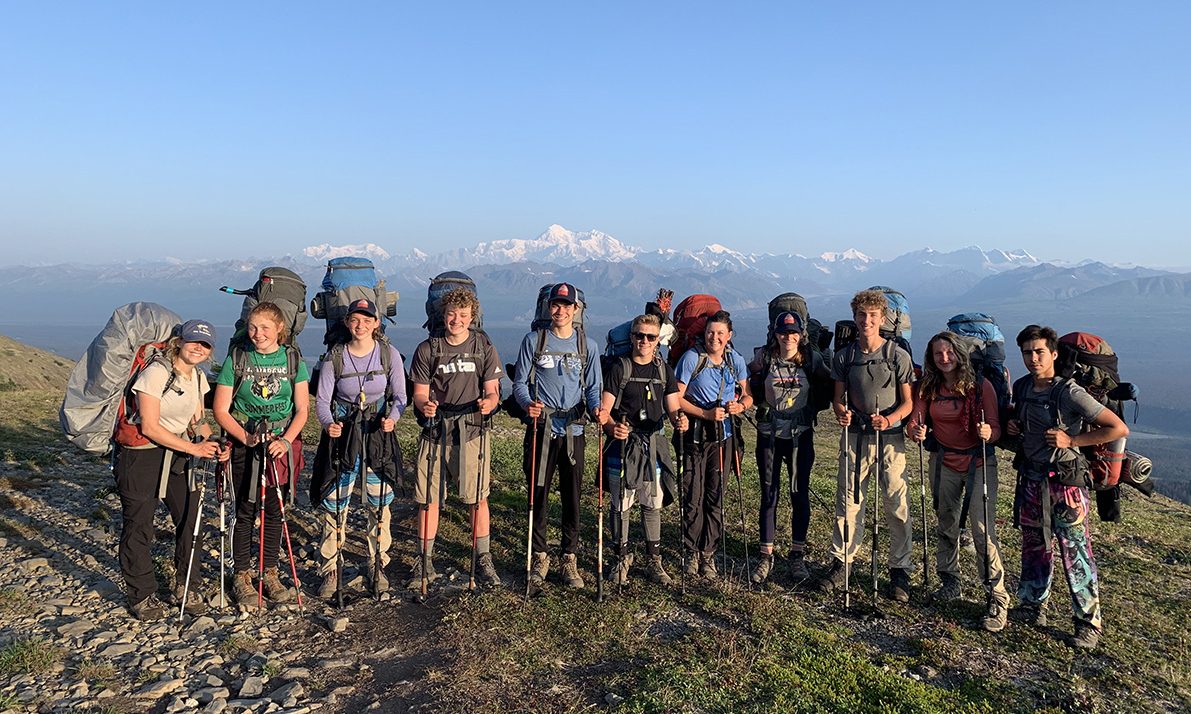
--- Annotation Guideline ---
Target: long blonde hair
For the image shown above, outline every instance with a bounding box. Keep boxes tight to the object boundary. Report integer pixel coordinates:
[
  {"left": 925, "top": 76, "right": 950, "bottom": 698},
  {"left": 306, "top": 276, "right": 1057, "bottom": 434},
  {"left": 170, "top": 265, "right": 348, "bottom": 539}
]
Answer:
[{"left": 919, "top": 331, "right": 975, "bottom": 401}]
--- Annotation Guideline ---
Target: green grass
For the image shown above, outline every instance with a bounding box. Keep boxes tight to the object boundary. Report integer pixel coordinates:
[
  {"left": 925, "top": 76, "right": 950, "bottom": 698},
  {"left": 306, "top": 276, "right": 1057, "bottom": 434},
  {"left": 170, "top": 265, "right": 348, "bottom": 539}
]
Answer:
[
  {"left": 218, "top": 633, "right": 260, "bottom": 658},
  {"left": 0, "top": 638, "right": 60, "bottom": 676},
  {"left": 75, "top": 658, "right": 119, "bottom": 686}
]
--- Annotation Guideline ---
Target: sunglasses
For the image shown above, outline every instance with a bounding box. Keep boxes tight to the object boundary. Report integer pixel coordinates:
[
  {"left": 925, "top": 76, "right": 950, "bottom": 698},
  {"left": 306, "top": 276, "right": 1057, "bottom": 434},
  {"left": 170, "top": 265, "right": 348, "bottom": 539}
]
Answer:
[{"left": 631, "top": 332, "right": 660, "bottom": 342}]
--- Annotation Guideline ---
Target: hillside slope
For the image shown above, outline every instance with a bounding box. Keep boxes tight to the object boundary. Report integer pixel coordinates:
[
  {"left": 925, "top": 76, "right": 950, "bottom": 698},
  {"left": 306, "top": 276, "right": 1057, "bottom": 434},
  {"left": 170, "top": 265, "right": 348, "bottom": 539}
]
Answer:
[{"left": 0, "top": 334, "right": 73, "bottom": 393}]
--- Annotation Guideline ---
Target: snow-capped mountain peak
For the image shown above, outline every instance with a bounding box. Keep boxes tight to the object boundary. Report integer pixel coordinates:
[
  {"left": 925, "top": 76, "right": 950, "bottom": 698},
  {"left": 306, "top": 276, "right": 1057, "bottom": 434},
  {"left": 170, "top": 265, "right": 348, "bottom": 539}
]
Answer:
[
  {"left": 302, "top": 243, "right": 392, "bottom": 262},
  {"left": 818, "top": 248, "right": 872, "bottom": 263}
]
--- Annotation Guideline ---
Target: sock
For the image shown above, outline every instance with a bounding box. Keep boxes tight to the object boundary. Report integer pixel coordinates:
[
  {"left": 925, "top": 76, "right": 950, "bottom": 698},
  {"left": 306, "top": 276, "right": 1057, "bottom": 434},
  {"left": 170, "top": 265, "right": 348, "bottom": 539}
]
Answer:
[
  {"left": 421, "top": 538, "right": 436, "bottom": 561},
  {"left": 476, "top": 535, "right": 490, "bottom": 554},
  {"left": 641, "top": 506, "right": 662, "bottom": 544},
  {"left": 760, "top": 543, "right": 774, "bottom": 555},
  {"left": 646, "top": 540, "right": 660, "bottom": 556}
]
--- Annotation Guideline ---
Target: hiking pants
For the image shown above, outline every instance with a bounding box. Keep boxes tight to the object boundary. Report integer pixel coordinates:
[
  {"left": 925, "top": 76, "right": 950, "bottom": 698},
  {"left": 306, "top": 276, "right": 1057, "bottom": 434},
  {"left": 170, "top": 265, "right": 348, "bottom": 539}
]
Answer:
[
  {"left": 1017, "top": 477, "right": 1101, "bottom": 631},
  {"left": 828, "top": 428, "right": 914, "bottom": 570},
  {"left": 522, "top": 425, "right": 585, "bottom": 555},
  {"left": 680, "top": 438, "right": 726, "bottom": 555},
  {"left": 317, "top": 462, "right": 395, "bottom": 575},
  {"left": 230, "top": 442, "right": 284, "bottom": 573},
  {"left": 755, "top": 429, "right": 815, "bottom": 552},
  {"left": 930, "top": 457, "right": 1009, "bottom": 606},
  {"left": 116, "top": 446, "right": 203, "bottom": 604},
  {"left": 604, "top": 449, "right": 665, "bottom": 556}
]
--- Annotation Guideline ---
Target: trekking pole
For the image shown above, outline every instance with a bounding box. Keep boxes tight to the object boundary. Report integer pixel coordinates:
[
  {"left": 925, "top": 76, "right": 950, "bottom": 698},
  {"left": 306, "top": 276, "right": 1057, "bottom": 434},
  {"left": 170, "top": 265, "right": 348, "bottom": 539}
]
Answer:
[
  {"left": 178, "top": 457, "right": 210, "bottom": 625},
  {"left": 677, "top": 422, "right": 687, "bottom": 596},
  {"left": 269, "top": 448, "right": 304, "bottom": 614},
  {"left": 918, "top": 441, "right": 929, "bottom": 589},
  {"left": 469, "top": 413, "right": 487, "bottom": 592},
  {"left": 716, "top": 403, "right": 726, "bottom": 578},
  {"left": 256, "top": 430, "right": 267, "bottom": 613},
  {"left": 330, "top": 421, "right": 345, "bottom": 611},
  {"left": 872, "top": 398, "right": 881, "bottom": 607},
  {"left": 731, "top": 417, "right": 751, "bottom": 591},
  {"left": 216, "top": 450, "right": 228, "bottom": 609},
  {"left": 597, "top": 420, "right": 606, "bottom": 602},
  {"left": 525, "top": 413, "right": 539, "bottom": 599},
  {"left": 980, "top": 409, "right": 992, "bottom": 603},
  {"left": 842, "top": 389, "right": 851, "bottom": 611},
  {"left": 358, "top": 394, "right": 380, "bottom": 602},
  {"left": 421, "top": 407, "right": 439, "bottom": 602}
]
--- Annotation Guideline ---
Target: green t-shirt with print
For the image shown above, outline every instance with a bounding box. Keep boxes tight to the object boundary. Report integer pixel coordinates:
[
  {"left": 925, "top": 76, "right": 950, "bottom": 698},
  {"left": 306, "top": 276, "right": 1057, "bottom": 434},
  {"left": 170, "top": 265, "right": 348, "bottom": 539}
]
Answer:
[{"left": 217, "top": 347, "right": 310, "bottom": 430}]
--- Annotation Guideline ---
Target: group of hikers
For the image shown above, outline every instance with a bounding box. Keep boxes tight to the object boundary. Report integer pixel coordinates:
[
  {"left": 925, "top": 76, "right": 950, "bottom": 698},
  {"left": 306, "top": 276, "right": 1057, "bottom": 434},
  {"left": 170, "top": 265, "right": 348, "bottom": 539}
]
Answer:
[{"left": 73, "top": 271, "right": 1133, "bottom": 653}]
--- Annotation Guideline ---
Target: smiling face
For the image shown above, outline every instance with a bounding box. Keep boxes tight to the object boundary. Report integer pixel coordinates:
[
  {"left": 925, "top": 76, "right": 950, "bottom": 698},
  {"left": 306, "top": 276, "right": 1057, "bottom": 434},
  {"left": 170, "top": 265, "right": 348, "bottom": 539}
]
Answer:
[
  {"left": 854, "top": 307, "right": 884, "bottom": 341},
  {"left": 550, "top": 300, "right": 576, "bottom": 329},
  {"left": 345, "top": 312, "right": 379, "bottom": 342},
  {"left": 704, "top": 319, "right": 732, "bottom": 357},
  {"left": 247, "top": 313, "right": 282, "bottom": 353},
  {"left": 930, "top": 337, "right": 959, "bottom": 377},
  {"left": 631, "top": 326, "right": 660, "bottom": 361},
  {"left": 1020, "top": 338, "right": 1057, "bottom": 379},
  {"left": 178, "top": 340, "right": 213, "bottom": 367},
  {"left": 444, "top": 306, "right": 473, "bottom": 339},
  {"left": 776, "top": 330, "right": 801, "bottom": 358}
]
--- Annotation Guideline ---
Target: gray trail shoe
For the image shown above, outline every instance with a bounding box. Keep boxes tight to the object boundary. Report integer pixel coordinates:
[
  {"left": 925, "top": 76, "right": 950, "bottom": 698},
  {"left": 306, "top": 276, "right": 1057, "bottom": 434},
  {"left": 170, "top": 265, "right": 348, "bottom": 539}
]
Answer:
[
  {"left": 232, "top": 570, "right": 259, "bottom": 611},
  {"left": 817, "top": 559, "right": 848, "bottom": 592},
  {"left": 750, "top": 553, "right": 774, "bottom": 584},
  {"left": 529, "top": 552, "right": 550, "bottom": 585},
  {"left": 1072, "top": 622, "right": 1100, "bottom": 650},
  {"left": 318, "top": 570, "right": 338, "bottom": 599},
  {"left": 172, "top": 584, "right": 209, "bottom": 616},
  {"left": 261, "top": 568, "right": 296, "bottom": 603},
  {"left": 982, "top": 599, "right": 1008, "bottom": 633},
  {"left": 786, "top": 550, "right": 810, "bottom": 584},
  {"left": 476, "top": 552, "right": 502, "bottom": 586},
  {"left": 609, "top": 552, "right": 634, "bottom": 586},
  {"left": 933, "top": 572, "right": 962, "bottom": 602},
  {"left": 129, "top": 594, "right": 167, "bottom": 621},
  {"left": 645, "top": 555, "right": 672, "bottom": 586},
  {"left": 887, "top": 568, "right": 912, "bottom": 603},
  {"left": 560, "top": 553, "right": 584, "bottom": 588},
  {"left": 699, "top": 551, "right": 718, "bottom": 580},
  {"left": 407, "top": 556, "right": 439, "bottom": 590}
]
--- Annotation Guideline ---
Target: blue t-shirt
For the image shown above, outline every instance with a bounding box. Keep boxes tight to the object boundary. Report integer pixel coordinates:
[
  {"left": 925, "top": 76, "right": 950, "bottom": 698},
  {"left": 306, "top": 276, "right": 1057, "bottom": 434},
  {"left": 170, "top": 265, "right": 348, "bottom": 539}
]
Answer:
[
  {"left": 512, "top": 329, "right": 602, "bottom": 436},
  {"left": 674, "top": 347, "right": 748, "bottom": 439}
]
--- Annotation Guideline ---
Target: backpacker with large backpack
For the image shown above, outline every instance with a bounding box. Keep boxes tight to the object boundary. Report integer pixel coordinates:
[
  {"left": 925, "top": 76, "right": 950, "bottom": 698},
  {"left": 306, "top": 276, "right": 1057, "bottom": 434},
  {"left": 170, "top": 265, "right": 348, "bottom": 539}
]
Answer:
[
  {"left": 503, "top": 282, "right": 591, "bottom": 424},
  {"left": 414, "top": 270, "right": 496, "bottom": 427},
  {"left": 604, "top": 288, "right": 676, "bottom": 365},
  {"left": 833, "top": 285, "right": 915, "bottom": 365},
  {"left": 667, "top": 293, "right": 723, "bottom": 369},
  {"left": 219, "top": 267, "right": 309, "bottom": 352},
  {"left": 946, "top": 313, "right": 1012, "bottom": 437},
  {"left": 309, "top": 257, "right": 398, "bottom": 346},
  {"left": 60, "top": 302, "right": 186, "bottom": 456}
]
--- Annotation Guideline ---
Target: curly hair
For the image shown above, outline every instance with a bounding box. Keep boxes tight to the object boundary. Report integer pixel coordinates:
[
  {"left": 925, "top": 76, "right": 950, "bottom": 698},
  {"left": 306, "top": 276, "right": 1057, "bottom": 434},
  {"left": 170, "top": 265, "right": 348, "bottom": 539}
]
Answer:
[
  {"left": 918, "top": 331, "right": 975, "bottom": 401},
  {"left": 441, "top": 288, "right": 481, "bottom": 317},
  {"left": 248, "top": 302, "right": 289, "bottom": 345},
  {"left": 850, "top": 289, "right": 887, "bottom": 317}
]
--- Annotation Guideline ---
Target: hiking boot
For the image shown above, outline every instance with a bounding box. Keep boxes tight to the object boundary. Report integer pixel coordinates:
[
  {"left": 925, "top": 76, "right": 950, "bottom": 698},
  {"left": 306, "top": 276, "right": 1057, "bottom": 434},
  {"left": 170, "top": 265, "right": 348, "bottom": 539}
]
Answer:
[
  {"left": 699, "top": 552, "right": 718, "bottom": 580},
  {"left": 172, "top": 584, "right": 209, "bottom": 616},
  {"left": 367, "top": 566, "right": 389, "bottom": 593},
  {"left": 407, "top": 556, "right": 440, "bottom": 590},
  {"left": 932, "top": 572, "right": 961, "bottom": 602},
  {"left": 645, "top": 555, "right": 672, "bottom": 586},
  {"left": 232, "top": 570, "right": 259, "bottom": 611},
  {"left": 750, "top": 552, "right": 774, "bottom": 585},
  {"left": 129, "top": 594, "right": 167, "bottom": 621},
  {"left": 982, "top": 600, "right": 1008, "bottom": 633},
  {"left": 529, "top": 552, "right": 549, "bottom": 585},
  {"left": 609, "top": 552, "right": 634, "bottom": 586},
  {"left": 817, "top": 559, "right": 849, "bottom": 592},
  {"left": 683, "top": 551, "right": 700, "bottom": 578},
  {"left": 786, "top": 550, "right": 810, "bottom": 584},
  {"left": 1011, "top": 602, "right": 1048, "bottom": 628},
  {"left": 959, "top": 527, "right": 977, "bottom": 554},
  {"left": 560, "top": 553, "right": 584, "bottom": 589},
  {"left": 1072, "top": 622, "right": 1100, "bottom": 650},
  {"left": 886, "top": 568, "right": 912, "bottom": 603},
  {"left": 261, "top": 568, "right": 296, "bottom": 603},
  {"left": 317, "top": 570, "right": 338, "bottom": 599},
  {"left": 476, "top": 552, "right": 502, "bottom": 587}
]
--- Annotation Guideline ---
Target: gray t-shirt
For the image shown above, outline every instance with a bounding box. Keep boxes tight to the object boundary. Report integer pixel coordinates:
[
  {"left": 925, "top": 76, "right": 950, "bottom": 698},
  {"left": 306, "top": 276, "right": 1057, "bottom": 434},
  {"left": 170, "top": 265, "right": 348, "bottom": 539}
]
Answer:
[
  {"left": 831, "top": 340, "right": 914, "bottom": 425},
  {"left": 755, "top": 356, "right": 811, "bottom": 440},
  {"left": 1017, "top": 377, "right": 1105, "bottom": 469}
]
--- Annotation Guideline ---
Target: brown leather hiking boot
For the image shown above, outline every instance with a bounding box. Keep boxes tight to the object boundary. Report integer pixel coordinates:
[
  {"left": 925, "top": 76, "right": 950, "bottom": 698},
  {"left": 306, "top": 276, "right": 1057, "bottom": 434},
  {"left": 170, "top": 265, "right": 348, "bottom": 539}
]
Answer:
[
  {"left": 129, "top": 594, "right": 167, "bottom": 621},
  {"left": 560, "top": 553, "right": 584, "bottom": 588},
  {"left": 529, "top": 552, "right": 549, "bottom": 585},
  {"left": 232, "top": 570, "right": 259, "bottom": 611},
  {"left": 609, "top": 552, "right": 633, "bottom": 585},
  {"left": 261, "top": 568, "right": 296, "bottom": 603},
  {"left": 645, "top": 555, "right": 672, "bottom": 586},
  {"left": 751, "top": 552, "right": 774, "bottom": 584},
  {"left": 817, "top": 559, "right": 848, "bottom": 592},
  {"left": 317, "top": 569, "right": 338, "bottom": 599},
  {"left": 476, "top": 552, "right": 502, "bottom": 586},
  {"left": 982, "top": 600, "right": 1008, "bottom": 633}
]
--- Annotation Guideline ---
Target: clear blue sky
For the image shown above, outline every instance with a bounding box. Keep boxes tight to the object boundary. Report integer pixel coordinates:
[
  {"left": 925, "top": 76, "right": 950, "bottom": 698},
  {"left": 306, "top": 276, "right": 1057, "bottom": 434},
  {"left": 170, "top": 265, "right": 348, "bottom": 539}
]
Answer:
[{"left": 2, "top": 1, "right": 1188, "bottom": 266}]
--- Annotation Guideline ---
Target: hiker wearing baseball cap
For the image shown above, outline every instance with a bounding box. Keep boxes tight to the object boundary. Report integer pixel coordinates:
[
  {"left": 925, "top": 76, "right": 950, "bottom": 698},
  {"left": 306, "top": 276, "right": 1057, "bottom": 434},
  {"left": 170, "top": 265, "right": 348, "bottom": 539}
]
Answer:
[{"left": 747, "top": 310, "right": 830, "bottom": 586}]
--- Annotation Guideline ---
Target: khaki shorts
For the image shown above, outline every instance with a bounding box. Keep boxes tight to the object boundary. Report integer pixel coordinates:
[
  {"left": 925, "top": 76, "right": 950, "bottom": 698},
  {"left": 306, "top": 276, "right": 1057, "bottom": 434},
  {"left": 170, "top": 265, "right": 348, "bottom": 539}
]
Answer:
[{"left": 414, "top": 432, "right": 491, "bottom": 505}]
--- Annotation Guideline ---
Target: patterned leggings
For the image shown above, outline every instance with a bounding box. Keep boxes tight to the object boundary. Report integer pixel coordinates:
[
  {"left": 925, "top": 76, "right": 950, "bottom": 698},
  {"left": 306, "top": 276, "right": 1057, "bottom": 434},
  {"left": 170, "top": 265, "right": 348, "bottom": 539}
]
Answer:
[{"left": 1017, "top": 477, "right": 1101, "bottom": 630}]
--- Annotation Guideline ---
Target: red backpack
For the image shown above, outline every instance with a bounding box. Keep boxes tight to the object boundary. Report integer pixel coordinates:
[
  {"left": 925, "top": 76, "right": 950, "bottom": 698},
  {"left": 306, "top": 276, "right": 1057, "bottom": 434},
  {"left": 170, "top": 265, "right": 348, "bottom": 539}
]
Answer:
[
  {"left": 112, "top": 342, "right": 176, "bottom": 449},
  {"left": 668, "top": 294, "right": 722, "bottom": 368}
]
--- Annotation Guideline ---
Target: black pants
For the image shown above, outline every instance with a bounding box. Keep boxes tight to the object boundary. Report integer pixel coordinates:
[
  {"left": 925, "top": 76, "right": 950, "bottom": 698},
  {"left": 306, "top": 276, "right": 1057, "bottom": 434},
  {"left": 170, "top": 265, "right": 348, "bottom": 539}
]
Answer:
[
  {"left": 117, "top": 446, "right": 202, "bottom": 604},
  {"left": 231, "top": 442, "right": 284, "bottom": 572},
  {"left": 681, "top": 438, "right": 726, "bottom": 554},
  {"left": 755, "top": 429, "right": 815, "bottom": 549},
  {"left": 522, "top": 424, "right": 585, "bottom": 555}
]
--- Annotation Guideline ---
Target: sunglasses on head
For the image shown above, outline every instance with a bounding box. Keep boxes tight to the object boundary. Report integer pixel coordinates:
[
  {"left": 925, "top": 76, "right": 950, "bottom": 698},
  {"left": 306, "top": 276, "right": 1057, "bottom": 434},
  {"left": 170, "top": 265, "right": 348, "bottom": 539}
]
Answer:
[{"left": 631, "top": 332, "right": 659, "bottom": 342}]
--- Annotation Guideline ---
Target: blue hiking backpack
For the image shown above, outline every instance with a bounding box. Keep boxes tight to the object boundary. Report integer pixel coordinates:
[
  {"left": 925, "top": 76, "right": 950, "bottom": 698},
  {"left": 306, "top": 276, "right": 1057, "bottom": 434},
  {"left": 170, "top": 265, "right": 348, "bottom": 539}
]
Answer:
[
  {"left": 946, "top": 312, "right": 1011, "bottom": 434},
  {"left": 310, "top": 257, "right": 399, "bottom": 346}
]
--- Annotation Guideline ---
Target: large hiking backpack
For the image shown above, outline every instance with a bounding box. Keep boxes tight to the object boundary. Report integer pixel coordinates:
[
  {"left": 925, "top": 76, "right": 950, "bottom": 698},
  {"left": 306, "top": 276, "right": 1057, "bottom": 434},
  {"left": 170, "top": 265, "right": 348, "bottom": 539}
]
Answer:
[
  {"left": 503, "top": 283, "right": 590, "bottom": 423},
  {"left": 604, "top": 288, "right": 676, "bottom": 362},
  {"left": 834, "top": 286, "right": 915, "bottom": 367},
  {"left": 668, "top": 294, "right": 722, "bottom": 368},
  {"left": 310, "top": 257, "right": 398, "bottom": 346},
  {"left": 424, "top": 271, "right": 483, "bottom": 335},
  {"left": 755, "top": 292, "right": 834, "bottom": 414},
  {"left": 220, "top": 267, "right": 308, "bottom": 350},
  {"left": 947, "top": 313, "right": 1012, "bottom": 434},
  {"left": 60, "top": 302, "right": 183, "bottom": 455}
]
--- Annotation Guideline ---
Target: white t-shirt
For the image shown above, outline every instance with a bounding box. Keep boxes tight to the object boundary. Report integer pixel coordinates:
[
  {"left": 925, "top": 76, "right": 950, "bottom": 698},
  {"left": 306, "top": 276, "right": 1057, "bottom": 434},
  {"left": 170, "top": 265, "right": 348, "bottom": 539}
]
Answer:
[{"left": 132, "top": 360, "right": 208, "bottom": 437}]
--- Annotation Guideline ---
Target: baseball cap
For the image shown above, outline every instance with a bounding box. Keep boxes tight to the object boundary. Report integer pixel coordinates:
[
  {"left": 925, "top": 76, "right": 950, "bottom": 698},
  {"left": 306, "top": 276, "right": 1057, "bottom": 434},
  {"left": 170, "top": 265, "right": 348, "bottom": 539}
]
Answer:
[
  {"left": 773, "top": 311, "right": 803, "bottom": 334},
  {"left": 547, "top": 283, "right": 578, "bottom": 305},
  {"left": 179, "top": 319, "right": 216, "bottom": 347},
  {"left": 347, "top": 298, "right": 378, "bottom": 318}
]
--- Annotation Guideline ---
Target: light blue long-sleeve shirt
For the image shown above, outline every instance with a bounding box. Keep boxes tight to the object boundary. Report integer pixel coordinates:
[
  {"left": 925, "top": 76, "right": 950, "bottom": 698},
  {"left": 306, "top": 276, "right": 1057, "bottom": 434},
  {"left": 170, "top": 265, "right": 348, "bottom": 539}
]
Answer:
[{"left": 512, "top": 329, "right": 602, "bottom": 436}]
